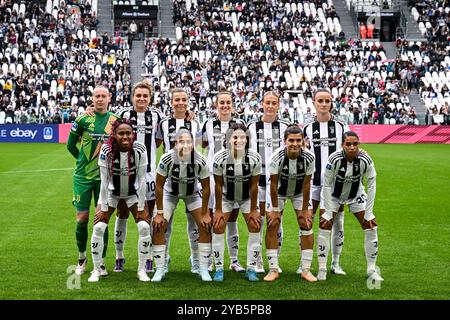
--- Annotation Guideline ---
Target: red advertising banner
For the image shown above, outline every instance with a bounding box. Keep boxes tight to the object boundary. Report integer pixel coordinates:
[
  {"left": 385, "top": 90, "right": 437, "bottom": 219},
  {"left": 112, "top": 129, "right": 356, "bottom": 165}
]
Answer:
[
  {"left": 59, "top": 123, "right": 72, "bottom": 143},
  {"left": 349, "top": 125, "right": 450, "bottom": 144}
]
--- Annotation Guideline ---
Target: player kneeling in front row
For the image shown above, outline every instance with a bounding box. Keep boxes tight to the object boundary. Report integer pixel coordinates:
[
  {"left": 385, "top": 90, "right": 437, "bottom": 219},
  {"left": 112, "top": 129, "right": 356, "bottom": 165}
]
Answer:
[
  {"left": 212, "top": 123, "right": 262, "bottom": 282},
  {"left": 317, "top": 131, "right": 383, "bottom": 282},
  {"left": 152, "top": 128, "right": 212, "bottom": 282},
  {"left": 89, "top": 119, "right": 152, "bottom": 283},
  {"left": 266, "top": 125, "right": 317, "bottom": 282}
]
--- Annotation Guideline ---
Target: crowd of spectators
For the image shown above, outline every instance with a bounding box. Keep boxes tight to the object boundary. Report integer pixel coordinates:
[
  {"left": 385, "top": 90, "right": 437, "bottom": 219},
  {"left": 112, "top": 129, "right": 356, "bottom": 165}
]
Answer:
[
  {"left": 400, "top": 0, "right": 450, "bottom": 124},
  {"left": 141, "top": 0, "right": 418, "bottom": 125},
  {"left": 0, "top": 0, "right": 131, "bottom": 124}
]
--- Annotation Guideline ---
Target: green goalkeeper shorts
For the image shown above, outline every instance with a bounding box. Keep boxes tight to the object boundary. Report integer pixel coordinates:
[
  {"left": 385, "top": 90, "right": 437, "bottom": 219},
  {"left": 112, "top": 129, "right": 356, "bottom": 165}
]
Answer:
[{"left": 72, "top": 177, "right": 101, "bottom": 211}]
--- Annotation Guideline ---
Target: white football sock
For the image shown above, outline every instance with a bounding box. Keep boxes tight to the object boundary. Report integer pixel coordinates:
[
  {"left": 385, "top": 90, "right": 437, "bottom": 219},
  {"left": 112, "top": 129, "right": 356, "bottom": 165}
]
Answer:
[
  {"left": 277, "top": 215, "right": 284, "bottom": 257},
  {"left": 152, "top": 244, "right": 166, "bottom": 269},
  {"left": 137, "top": 221, "right": 151, "bottom": 271},
  {"left": 301, "top": 249, "right": 314, "bottom": 271},
  {"left": 364, "top": 227, "right": 379, "bottom": 273},
  {"left": 79, "top": 251, "right": 86, "bottom": 260},
  {"left": 198, "top": 242, "right": 211, "bottom": 270},
  {"left": 91, "top": 222, "right": 107, "bottom": 271},
  {"left": 114, "top": 218, "right": 127, "bottom": 259},
  {"left": 226, "top": 221, "right": 239, "bottom": 262},
  {"left": 212, "top": 232, "right": 225, "bottom": 270},
  {"left": 186, "top": 212, "right": 199, "bottom": 261},
  {"left": 247, "top": 232, "right": 262, "bottom": 270},
  {"left": 266, "top": 249, "right": 279, "bottom": 271},
  {"left": 317, "top": 228, "right": 331, "bottom": 270},
  {"left": 331, "top": 211, "right": 344, "bottom": 266}
]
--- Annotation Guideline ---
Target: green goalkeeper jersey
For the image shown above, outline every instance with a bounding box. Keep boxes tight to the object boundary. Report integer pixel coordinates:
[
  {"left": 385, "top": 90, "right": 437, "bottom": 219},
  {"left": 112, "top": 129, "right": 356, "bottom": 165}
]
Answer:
[{"left": 67, "top": 111, "right": 119, "bottom": 181}]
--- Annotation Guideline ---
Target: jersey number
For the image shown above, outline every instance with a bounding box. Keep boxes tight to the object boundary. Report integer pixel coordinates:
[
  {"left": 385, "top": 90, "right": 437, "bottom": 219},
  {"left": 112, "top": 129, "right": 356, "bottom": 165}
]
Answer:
[{"left": 146, "top": 181, "right": 156, "bottom": 193}]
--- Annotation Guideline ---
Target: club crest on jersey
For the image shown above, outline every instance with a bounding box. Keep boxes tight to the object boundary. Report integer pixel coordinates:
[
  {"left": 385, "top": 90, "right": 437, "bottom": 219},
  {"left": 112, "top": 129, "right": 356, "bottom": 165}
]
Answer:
[
  {"left": 354, "top": 164, "right": 359, "bottom": 171},
  {"left": 244, "top": 164, "right": 249, "bottom": 170},
  {"left": 100, "top": 153, "right": 106, "bottom": 160},
  {"left": 159, "top": 163, "right": 165, "bottom": 169},
  {"left": 330, "top": 126, "right": 335, "bottom": 134},
  {"left": 71, "top": 122, "right": 78, "bottom": 131},
  {"left": 326, "top": 164, "right": 332, "bottom": 170},
  {"left": 213, "top": 162, "right": 218, "bottom": 168},
  {"left": 146, "top": 116, "right": 151, "bottom": 122}
]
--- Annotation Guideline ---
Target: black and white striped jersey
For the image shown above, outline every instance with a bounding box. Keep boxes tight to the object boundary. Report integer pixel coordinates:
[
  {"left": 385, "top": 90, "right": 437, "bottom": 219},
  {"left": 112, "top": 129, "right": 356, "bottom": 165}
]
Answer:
[
  {"left": 303, "top": 116, "right": 349, "bottom": 186},
  {"left": 156, "top": 149, "right": 210, "bottom": 197},
  {"left": 212, "top": 149, "right": 261, "bottom": 201},
  {"left": 156, "top": 116, "right": 201, "bottom": 152},
  {"left": 247, "top": 117, "right": 290, "bottom": 186},
  {"left": 323, "top": 150, "right": 376, "bottom": 214},
  {"left": 269, "top": 147, "right": 315, "bottom": 197},
  {"left": 201, "top": 117, "right": 245, "bottom": 171},
  {"left": 98, "top": 141, "right": 148, "bottom": 210},
  {"left": 119, "top": 107, "right": 163, "bottom": 173}
]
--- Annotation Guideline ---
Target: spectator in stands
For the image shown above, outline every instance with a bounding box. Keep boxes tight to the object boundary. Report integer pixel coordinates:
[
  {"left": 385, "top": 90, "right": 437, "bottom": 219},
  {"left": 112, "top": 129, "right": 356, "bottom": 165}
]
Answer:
[
  {"left": 440, "top": 104, "right": 449, "bottom": 125},
  {"left": 367, "top": 23, "right": 375, "bottom": 39},
  {"left": 129, "top": 20, "right": 138, "bottom": 41},
  {"left": 359, "top": 23, "right": 367, "bottom": 39}
]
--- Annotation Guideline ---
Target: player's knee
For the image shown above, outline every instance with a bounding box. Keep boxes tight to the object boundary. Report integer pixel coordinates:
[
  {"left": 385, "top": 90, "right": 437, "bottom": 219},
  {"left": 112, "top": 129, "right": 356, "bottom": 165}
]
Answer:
[
  {"left": 268, "top": 218, "right": 280, "bottom": 231},
  {"left": 248, "top": 221, "right": 260, "bottom": 233},
  {"left": 136, "top": 211, "right": 151, "bottom": 224},
  {"left": 154, "top": 219, "right": 167, "bottom": 233},
  {"left": 213, "top": 222, "right": 226, "bottom": 235},
  {"left": 298, "top": 218, "right": 309, "bottom": 231},
  {"left": 93, "top": 221, "right": 107, "bottom": 237},
  {"left": 319, "top": 217, "right": 333, "bottom": 230},
  {"left": 137, "top": 221, "right": 151, "bottom": 237},
  {"left": 76, "top": 211, "right": 89, "bottom": 224},
  {"left": 362, "top": 218, "right": 377, "bottom": 230}
]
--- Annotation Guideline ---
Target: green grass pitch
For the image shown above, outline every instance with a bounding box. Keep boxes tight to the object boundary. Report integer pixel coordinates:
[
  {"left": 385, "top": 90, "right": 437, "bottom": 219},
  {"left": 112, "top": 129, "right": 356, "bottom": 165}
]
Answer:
[{"left": 0, "top": 143, "right": 449, "bottom": 300}]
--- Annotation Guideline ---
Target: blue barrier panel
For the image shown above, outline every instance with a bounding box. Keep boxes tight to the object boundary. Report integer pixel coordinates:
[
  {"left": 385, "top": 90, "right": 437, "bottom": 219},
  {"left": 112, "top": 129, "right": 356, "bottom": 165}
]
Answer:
[{"left": 0, "top": 124, "right": 59, "bottom": 143}]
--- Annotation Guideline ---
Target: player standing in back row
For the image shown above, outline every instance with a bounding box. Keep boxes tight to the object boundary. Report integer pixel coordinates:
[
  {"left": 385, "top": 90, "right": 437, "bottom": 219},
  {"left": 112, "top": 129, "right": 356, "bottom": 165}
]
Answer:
[
  {"left": 201, "top": 91, "right": 246, "bottom": 273},
  {"left": 302, "top": 88, "right": 349, "bottom": 276},
  {"left": 156, "top": 87, "right": 202, "bottom": 274},
  {"left": 247, "top": 91, "right": 290, "bottom": 273},
  {"left": 67, "top": 85, "right": 119, "bottom": 276}
]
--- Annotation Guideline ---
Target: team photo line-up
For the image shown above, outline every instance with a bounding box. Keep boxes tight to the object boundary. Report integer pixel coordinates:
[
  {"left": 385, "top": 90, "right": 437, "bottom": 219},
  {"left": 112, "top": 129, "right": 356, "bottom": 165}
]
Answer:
[{"left": 68, "top": 80, "right": 382, "bottom": 284}]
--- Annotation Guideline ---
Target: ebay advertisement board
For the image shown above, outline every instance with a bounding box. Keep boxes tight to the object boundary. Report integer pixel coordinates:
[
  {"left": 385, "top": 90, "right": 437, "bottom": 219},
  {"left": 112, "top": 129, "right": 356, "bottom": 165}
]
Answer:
[{"left": 0, "top": 124, "right": 59, "bottom": 143}]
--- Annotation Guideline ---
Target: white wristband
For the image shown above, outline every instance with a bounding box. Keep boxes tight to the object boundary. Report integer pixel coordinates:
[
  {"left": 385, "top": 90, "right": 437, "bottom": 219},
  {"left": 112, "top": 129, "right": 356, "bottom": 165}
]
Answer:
[
  {"left": 157, "top": 210, "right": 164, "bottom": 215},
  {"left": 272, "top": 206, "right": 280, "bottom": 211}
]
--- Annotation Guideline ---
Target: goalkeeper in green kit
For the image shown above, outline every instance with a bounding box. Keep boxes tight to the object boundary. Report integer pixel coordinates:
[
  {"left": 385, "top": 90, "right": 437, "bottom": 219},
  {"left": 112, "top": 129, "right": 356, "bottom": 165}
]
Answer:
[{"left": 67, "top": 86, "right": 119, "bottom": 275}]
